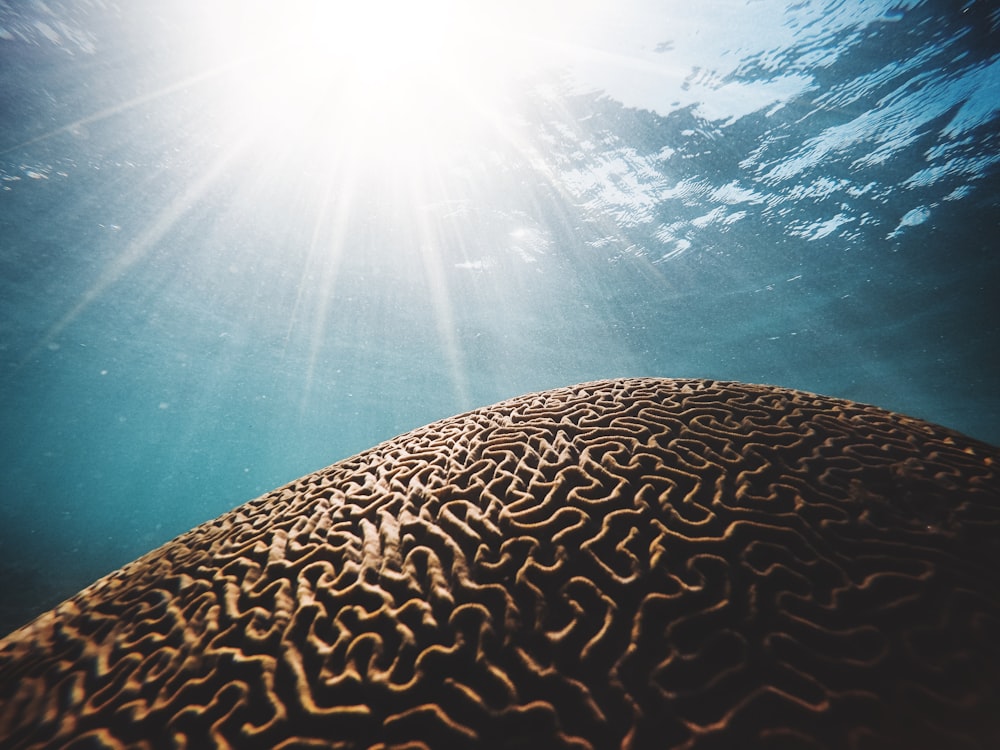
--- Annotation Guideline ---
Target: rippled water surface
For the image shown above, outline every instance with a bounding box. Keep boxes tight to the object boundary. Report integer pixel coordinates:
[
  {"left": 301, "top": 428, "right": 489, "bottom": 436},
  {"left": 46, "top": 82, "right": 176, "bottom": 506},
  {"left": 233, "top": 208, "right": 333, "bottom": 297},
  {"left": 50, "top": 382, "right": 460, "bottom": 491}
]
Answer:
[{"left": 1, "top": 1, "right": 997, "bottom": 634}]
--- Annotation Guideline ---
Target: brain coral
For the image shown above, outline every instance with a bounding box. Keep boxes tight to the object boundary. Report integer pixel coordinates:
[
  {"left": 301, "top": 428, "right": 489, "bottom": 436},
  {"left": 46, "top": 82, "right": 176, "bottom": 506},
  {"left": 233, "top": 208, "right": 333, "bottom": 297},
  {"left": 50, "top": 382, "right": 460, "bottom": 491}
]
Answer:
[{"left": 1, "top": 378, "right": 998, "bottom": 749}]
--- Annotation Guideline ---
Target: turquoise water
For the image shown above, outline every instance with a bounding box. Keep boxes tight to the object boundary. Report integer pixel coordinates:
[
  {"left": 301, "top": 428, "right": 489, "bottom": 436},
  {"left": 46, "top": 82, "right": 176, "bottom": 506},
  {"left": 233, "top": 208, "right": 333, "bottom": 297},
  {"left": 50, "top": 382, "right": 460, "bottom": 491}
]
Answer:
[{"left": 1, "top": 1, "right": 997, "bottom": 635}]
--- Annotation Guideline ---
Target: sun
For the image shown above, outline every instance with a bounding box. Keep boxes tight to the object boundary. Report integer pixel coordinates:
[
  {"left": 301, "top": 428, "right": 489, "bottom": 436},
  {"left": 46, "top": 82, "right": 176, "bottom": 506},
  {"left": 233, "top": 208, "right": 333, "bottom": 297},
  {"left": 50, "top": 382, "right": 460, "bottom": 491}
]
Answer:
[
  {"left": 181, "top": 0, "right": 547, "bottom": 168},
  {"left": 223, "top": 0, "right": 466, "bottom": 106}
]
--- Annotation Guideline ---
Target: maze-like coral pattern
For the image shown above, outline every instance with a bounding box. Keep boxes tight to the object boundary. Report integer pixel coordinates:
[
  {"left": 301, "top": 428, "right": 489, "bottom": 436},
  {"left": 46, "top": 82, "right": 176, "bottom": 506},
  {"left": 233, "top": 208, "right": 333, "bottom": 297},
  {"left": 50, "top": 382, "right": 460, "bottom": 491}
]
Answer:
[{"left": 1, "top": 378, "right": 999, "bottom": 749}]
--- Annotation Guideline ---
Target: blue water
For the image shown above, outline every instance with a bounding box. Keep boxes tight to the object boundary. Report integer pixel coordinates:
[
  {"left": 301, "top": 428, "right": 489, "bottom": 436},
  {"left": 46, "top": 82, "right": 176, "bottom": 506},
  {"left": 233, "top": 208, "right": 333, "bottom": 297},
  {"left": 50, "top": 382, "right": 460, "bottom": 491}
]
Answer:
[{"left": 1, "top": 1, "right": 998, "bottom": 636}]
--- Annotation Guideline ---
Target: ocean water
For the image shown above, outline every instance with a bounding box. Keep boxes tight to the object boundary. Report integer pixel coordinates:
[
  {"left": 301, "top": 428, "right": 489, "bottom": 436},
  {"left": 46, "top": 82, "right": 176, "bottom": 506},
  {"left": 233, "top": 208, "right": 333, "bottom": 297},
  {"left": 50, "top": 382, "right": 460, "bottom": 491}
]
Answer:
[{"left": 0, "top": 1, "right": 997, "bottom": 637}]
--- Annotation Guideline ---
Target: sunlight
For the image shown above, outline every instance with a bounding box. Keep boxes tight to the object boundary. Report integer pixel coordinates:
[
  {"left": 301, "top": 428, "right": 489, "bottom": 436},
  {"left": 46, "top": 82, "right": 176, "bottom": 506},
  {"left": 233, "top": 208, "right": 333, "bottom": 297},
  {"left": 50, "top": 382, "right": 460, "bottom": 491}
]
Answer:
[
  {"left": 14, "top": 0, "right": 617, "bottom": 406},
  {"left": 159, "top": 0, "right": 612, "bottom": 409},
  {"left": 181, "top": 0, "right": 613, "bottom": 167},
  {"left": 190, "top": 0, "right": 513, "bottom": 162}
]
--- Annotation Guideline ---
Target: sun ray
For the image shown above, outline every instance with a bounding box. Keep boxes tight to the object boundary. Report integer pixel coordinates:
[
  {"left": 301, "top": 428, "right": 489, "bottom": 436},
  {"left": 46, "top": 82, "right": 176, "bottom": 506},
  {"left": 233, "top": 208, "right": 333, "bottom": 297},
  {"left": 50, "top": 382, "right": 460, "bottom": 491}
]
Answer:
[
  {"left": 295, "top": 169, "right": 357, "bottom": 420},
  {"left": 21, "top": 134, "right": 255, "bottom": 367},
  {"left": 11, "top": 0, "right": 622, "bottom": 396},
  {"left": 0, "top": 65, "right": 235, "bottom": 157}
]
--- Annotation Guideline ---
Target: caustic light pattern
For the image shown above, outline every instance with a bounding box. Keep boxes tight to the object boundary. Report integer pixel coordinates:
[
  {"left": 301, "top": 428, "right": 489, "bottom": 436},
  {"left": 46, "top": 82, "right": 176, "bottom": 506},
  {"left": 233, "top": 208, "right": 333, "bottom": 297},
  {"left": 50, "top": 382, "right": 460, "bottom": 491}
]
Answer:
[{"left": 1, "top": 378, "right": 998, "bottom": 748}]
